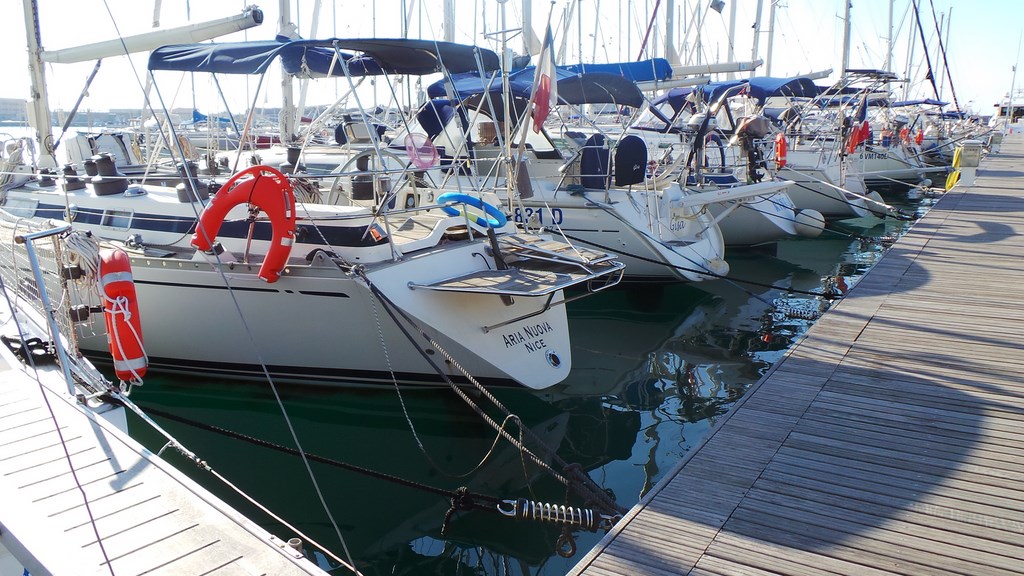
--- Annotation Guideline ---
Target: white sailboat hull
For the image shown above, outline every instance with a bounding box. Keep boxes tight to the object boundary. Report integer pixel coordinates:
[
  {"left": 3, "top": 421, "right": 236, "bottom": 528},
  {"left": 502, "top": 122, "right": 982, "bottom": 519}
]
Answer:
[
  {"left": 509, "top": 181, "right": 728, "bottom": 282},
  {"left": 779, "top": 149, "right": 873, "bottom": 219},
  {"left": 708, "top": 191, "right": 801, "bottom": 247},
  {"left": 75, "top": 241, "right": 573, "bottom": 389}
]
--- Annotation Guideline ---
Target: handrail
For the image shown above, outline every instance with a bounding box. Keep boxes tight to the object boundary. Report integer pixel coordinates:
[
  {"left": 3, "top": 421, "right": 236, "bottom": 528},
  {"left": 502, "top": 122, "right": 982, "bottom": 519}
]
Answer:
[{"left": 13, "top": 222, "right": 77, "bottom": 395}]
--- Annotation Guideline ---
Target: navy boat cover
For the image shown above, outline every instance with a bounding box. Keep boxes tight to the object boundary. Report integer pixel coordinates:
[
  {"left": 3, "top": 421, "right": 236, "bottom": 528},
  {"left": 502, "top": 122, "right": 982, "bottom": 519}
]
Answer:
[
  {"left": 428, "top": 69, "right": 644, "bottom": 108},
  {"left": 148, "top": 37, "right": 500, "bottom": 76},
  {"left": 696, "top": 76, "right": 821, "bottom": 105}
]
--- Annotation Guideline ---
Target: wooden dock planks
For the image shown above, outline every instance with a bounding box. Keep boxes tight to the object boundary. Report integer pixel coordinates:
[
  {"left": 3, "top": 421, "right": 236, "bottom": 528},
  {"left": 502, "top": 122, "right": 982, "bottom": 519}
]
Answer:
[
  {"left": 570, "top": 137, "right": 1024, "bottom": 575},
  {"left": 0, "top": 366, "right": 329, "bottom": 575}
]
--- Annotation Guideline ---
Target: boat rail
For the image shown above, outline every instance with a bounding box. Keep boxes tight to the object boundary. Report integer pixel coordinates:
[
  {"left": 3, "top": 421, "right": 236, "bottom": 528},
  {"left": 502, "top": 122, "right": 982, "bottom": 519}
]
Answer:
[
  {"left": 407, "top": 231, "right": 624, "bottom": 333},
  {"left": 0, "top": 210, "right": 112, "bottom": 398}
]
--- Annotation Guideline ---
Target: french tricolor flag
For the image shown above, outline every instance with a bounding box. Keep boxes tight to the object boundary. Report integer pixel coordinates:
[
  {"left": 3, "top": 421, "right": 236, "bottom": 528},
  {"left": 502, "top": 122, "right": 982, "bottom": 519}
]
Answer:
[{"left": 532, "top": 24, "right": 557, "bottom": 133}]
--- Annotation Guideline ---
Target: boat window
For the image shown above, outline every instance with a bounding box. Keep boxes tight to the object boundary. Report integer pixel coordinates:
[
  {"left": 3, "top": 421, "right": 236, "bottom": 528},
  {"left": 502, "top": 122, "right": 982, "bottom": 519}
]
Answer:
[
  {"left": 101, "top": 209, "right": 132, "bottom": 228},
  {"left": 2, "top": 198, "right": 38, "bottom": 218}
]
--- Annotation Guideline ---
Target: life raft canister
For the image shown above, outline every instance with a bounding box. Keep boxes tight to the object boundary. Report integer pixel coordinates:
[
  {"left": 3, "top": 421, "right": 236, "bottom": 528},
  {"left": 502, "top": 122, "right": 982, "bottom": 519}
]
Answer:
[
  {"left": 99, "top": 248, "right": 147, "bottom": 382},
  {"left": 774, "top": 132, "right": 788, "bottom": 169},
  {"left": 190, "top": 165, "right": 297, "bottom": 283}
]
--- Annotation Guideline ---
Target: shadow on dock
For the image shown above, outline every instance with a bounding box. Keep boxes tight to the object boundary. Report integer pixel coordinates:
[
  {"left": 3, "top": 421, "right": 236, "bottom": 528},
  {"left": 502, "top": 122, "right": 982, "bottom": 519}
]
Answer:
[{"left": 570, "top": 136, "right": 1024, "bottom": 575}]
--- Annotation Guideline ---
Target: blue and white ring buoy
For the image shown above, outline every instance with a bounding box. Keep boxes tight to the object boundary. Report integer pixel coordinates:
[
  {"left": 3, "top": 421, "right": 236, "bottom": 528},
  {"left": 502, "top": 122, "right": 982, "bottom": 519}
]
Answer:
[{"left": 436, "top": 192, "right": 508, "bottom": 228}]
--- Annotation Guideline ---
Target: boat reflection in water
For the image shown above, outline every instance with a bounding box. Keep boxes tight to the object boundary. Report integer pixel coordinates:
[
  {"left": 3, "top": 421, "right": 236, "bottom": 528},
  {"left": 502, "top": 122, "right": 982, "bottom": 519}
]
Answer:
[
  {"left": 126, "top": 204, "right": 924, "bottom": 575},
  {"left": 128, "top": 374, "right": 640, "bottom": 572}
]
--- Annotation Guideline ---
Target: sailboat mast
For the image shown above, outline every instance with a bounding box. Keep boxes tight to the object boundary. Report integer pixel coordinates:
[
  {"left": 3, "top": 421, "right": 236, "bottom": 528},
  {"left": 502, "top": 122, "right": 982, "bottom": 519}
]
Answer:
[
  {"left": 750, "top": 0, "right": 764, "bottom": 78},
  {"left": 625, "top": 2, "right": 630, "bottom": 62},
  {"left": 726, "top": 0, "right": 737, "bottom": 78},
  {"left": 765, "top": 0, "right": 778, "bottom": 76},
  {"left": 903, "top": 8, "right": 916, "bottom": 100},
  {"left": 636, "top": 0, "right": 661, "bottom": 61},
  {"left": 695, "top": 0, "right": 702, "bottom": 66},
  {"left": 278, "top": 0, "right": 295, "bottom": 143},
  {"left": 522, "top": 0, "right": 537, "bottom": 54},
  {"left": 444, "top": 0, "right": 456, "bottom": 41},
  {"left": 664, "top": 0, "right": 680, "bottom": 66},
  {"left": 294, "top": 0, "right": 321, "bottom": 133},
  {"left": 840, "top": 0, "right": 852, "bottom": 74},
  {"left": 936, "top": 8, "right": 950, "bottom": 103},
  {"left": 884, "top": 0, "right": 892, "bottom": 95},
  {"left": 22, "top": 0, "right": 57, "bottom": 169},
  {"left": 577, "top": 0, "right": 583, "bottom": 63},
  {"left": 885, "top": 0, "right": 894, "bottom": 72}
]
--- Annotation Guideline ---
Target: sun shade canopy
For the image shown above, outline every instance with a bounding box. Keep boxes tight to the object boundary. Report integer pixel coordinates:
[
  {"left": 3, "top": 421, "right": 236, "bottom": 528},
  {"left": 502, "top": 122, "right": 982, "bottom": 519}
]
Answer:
[
  {"left": 694, "top": 76, "right": 821, "bottom": 104},
  {"left": 148, "top": 37, "right": 500, "bottom": 76},
  {"left": 428, "top": 68, "right": 645, "bottom": 107}
]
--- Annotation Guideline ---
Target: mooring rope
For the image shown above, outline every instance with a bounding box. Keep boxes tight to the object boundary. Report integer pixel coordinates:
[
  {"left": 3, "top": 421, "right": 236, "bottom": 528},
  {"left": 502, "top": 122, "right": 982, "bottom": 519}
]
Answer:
[{"left": 352, "top": 266, "right": 625, "bottom": 517}]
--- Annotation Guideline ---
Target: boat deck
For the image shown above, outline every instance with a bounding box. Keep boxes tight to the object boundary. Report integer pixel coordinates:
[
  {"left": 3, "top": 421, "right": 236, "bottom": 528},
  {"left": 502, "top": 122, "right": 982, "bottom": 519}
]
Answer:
[
  {"left": 570, "top": 135, "right": 1024, "bottom": 575},
  {"left": 0, "top": 353, "right": 330, "bottom": 575},
  {"left": 390, "top": 210, "right": 451, "bottom": 243}
]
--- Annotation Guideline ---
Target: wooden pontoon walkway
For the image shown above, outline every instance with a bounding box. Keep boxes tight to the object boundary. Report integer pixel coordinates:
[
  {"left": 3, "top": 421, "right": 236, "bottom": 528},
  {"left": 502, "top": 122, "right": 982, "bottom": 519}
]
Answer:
[
  {"left": 571, "top": 136, "right": 1024, "bottom": 575},
  {"left": 0, "top": 353, "right": 330, "bottom": 575}
]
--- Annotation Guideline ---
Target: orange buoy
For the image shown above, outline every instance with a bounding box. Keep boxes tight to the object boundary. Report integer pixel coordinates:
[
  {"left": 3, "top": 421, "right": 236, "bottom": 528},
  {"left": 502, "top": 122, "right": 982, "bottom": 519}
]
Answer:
[
  {"left": 774, "top": 132, "right": 788, "bottom": 169},
  {"left": 191, "top": 165, "right": 297, "bottom": 283},
  {"left": 99, "top": 248, "right": 147, "bottom": 382},
  {"left": 914, "top": 130, "right": 924, "bottom": 145},
  {"left": 899, "top": 127, "right": 910, "bottom": 143}
]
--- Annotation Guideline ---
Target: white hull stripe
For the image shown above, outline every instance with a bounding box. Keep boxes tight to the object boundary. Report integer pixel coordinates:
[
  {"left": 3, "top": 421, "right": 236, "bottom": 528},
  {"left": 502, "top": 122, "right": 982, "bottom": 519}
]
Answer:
[
  {"left": 113, "top": 357, "right": 147, "bottom": 371},
  {"left": 101, "top": 271, "right": 134, "bottom": 285}
]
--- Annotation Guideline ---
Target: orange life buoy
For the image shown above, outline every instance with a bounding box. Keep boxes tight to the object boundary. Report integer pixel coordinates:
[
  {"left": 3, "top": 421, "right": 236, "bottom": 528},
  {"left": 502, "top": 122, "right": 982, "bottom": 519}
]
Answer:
[
  {"left": 191, "top": 165, "right": 297, "bottom": 283},
  {"left": 914, "top": 130, "right": 924, "bottom": 145},
  {"left": 774, "top": 132, "right": 788, "bottom": 169},
  {"left": 899, "top": 127, "right": 910, "bottom": 143},
  {"left": 99, "top": 248, "right": 147, "bottom": 382}
]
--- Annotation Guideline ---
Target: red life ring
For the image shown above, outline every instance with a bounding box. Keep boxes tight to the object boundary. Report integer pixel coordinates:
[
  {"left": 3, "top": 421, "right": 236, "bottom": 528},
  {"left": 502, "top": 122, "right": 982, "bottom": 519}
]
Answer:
[
  {"left": 191, "top": 165, "right": 297, "bottom": 283},
  {"left": 914, "top": 130, "right": 924, "bottom": 145},
  {"left": 774, "top": 132, "right": 788, "bottom": 169},
  {"left": 99, "top": 248, "right": 147, "bottom": 382}
]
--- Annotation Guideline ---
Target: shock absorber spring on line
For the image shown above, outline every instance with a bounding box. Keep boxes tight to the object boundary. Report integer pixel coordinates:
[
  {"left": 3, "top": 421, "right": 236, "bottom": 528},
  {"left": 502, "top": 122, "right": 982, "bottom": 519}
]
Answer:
[{"left": 498, "top": 498, "right": 617, "bottom": 532}]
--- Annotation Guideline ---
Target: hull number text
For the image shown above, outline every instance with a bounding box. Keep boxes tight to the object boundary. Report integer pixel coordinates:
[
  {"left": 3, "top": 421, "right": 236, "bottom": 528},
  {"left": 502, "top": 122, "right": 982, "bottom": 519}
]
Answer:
[{"left": 513, "top": 207, "right": 564, "bottom": 226}]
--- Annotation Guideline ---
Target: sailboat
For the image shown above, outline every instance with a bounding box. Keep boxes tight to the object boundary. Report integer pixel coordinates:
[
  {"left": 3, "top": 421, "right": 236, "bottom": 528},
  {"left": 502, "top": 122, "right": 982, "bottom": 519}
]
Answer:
[
  {"left": 3, "top": 9, "right": 625, "bottom": 390},
  {"left": 403, "top": 67, "right": 807, "bottom": 280}
]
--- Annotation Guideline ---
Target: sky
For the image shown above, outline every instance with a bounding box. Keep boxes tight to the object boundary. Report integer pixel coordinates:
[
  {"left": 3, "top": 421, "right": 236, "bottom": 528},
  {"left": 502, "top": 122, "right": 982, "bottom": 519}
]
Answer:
[{"left": 4, "top": 0, "right": 1022, "bottom": 118}]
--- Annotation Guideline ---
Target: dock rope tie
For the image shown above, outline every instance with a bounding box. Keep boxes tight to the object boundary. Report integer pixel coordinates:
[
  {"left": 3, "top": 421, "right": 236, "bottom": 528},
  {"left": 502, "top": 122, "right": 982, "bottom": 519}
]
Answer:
[{"left": 134, "top": 403, "right": 612, "bottom": 545}]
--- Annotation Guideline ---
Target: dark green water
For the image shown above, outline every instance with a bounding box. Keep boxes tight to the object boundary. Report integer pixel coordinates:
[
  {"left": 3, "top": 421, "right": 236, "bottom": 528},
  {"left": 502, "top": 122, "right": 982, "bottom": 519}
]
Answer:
[{"left": 121, "top": 197, "right": 928, "bottom": 575}]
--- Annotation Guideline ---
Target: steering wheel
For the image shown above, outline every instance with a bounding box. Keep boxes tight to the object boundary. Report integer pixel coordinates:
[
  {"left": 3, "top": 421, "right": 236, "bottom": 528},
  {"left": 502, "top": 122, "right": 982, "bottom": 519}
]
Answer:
[{"left": 326, "top": 148, "right": 410, "bottom": 208}]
